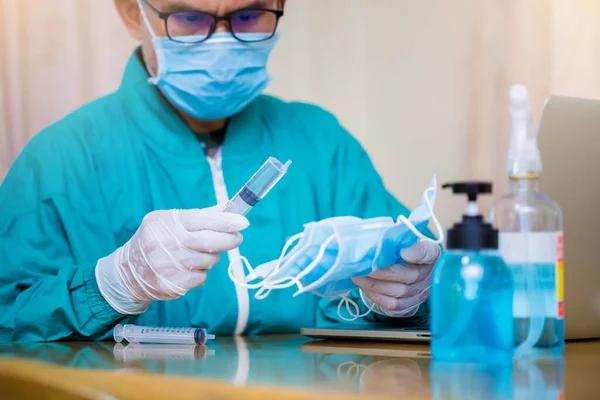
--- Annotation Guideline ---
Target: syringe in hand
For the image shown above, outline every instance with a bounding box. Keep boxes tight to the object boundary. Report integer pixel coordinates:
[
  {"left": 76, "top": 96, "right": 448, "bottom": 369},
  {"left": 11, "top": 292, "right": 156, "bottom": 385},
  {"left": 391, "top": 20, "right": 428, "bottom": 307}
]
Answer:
[
  {"left": 221, "top": 156, "right": 292, "bottom": 216},
  {"left": 113, "top": 324, "right": 215, "bottom": 345}
]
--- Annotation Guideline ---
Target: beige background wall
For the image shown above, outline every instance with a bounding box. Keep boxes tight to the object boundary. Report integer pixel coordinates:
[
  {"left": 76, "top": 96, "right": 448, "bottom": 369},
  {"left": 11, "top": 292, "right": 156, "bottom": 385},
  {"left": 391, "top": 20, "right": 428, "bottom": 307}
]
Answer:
[{"left": 2, "top": 0, "right": 600, "bottom": 227}]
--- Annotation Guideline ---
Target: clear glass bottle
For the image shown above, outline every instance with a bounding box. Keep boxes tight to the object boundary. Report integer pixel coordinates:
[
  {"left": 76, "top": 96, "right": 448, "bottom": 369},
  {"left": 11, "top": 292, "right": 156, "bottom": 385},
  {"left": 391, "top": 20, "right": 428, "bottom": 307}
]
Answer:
[
  {"left": 488, "top": 84, "right": 565, "bottom": 356},
  {"left": 489, "top": 178, "right": 564, "bottom": 355}
]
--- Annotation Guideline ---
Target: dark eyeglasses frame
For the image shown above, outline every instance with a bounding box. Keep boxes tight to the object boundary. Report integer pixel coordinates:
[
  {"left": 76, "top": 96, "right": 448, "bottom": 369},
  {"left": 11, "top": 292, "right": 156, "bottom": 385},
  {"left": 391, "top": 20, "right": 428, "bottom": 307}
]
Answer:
[{"left": 140, "top": 0, "right": 284, "bottom": 43}]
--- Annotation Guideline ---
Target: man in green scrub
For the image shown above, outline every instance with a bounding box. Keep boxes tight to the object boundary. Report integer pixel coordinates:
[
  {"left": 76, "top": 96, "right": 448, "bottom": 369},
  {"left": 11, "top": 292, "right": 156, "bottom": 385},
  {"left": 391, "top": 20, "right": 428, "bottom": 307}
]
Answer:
[{"left": 0, "top": 0, "right": 441, "bottom": 342}]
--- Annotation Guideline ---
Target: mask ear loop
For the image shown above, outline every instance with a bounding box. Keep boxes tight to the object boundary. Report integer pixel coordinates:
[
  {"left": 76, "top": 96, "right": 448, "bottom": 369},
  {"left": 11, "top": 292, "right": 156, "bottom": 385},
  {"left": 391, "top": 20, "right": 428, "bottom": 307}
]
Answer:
[
  {"left": 396, "top": 186, "right": 445, "bottom": 245},
  {"left": 336, "top": 293, "right": 376, "bottom": 322},
  {"left": 337, "top": 361, "right": 367, "bottom": 382},
  {"left": 264, "top": 224, "right": 318, "bottom": 278},
  {"left": 249, "top": 232, "right": 328, "bottom": 300},
  {"left": 260, "top": 234, "right": 337, "bottom": 299},
  {"left": 250, "top": 230, "right": 312, "bottom": 295},
  {"left": 136, "top": 0, "right": 158, "bottom": 38},
  {"left": 136, "top": 0, "right": 170, "bottom": 82},
  {"left": 260, "top": 233, "right": 304, "bottom": 280},
  {"left": 228, "top": 256, "right": 269, "bottom": 290},
  {"left": 227, "top": 233, "right": 303, "bottom": 291},
  {"left": 289, "top": 235, "right": 338, "bottom": 297},
  {"left": 228, "top": 233, "right": 336, "bottom": 300}
]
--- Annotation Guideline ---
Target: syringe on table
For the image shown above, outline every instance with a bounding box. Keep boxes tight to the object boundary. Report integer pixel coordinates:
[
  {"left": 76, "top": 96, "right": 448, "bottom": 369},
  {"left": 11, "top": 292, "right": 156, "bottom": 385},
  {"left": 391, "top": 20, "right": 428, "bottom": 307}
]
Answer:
[
  {"left": 114, "top": 324, "right": 215, "bottom": 345},
  {"left": 221, "top": 156, "right": 292, "bottom": 216}
]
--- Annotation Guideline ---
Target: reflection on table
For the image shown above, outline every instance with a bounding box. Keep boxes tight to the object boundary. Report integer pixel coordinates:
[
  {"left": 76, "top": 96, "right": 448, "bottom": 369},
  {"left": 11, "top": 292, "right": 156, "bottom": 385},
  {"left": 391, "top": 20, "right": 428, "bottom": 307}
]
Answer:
[
  {"left": 113, "top": 343, "right": 215, "bottom": 362},
  {"left": 303, "top": 340, "right": 564, "bottom": 399},
  {"left": 0, "top": 335, "right": 583, "bottom": 398}
]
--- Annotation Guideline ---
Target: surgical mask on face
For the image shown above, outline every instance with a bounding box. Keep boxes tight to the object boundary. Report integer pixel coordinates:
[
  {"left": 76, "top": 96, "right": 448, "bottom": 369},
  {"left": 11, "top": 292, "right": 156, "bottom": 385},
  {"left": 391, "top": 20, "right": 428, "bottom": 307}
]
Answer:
[
  {"left": 137, "top": 0, "right": 279, "bottom": 120},
  {"left": 228, "top": 176, "right": 444, "bottom": 321}
]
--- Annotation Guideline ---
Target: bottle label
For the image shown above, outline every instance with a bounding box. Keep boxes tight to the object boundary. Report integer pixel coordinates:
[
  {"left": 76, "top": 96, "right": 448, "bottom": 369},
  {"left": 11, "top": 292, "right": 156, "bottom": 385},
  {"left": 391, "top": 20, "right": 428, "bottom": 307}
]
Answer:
[
  {"left": 556, "top": 233, "right": 564, "bottom": 319},
  {"left": 499, "top": 232, "right": 564, "bottom": 319}
]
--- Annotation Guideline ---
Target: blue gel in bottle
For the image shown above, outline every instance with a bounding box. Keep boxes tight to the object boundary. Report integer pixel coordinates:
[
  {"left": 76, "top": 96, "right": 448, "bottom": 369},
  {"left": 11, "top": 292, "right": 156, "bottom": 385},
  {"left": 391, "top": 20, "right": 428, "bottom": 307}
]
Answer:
[{"left": 431, "top": 182, "right": 514, "bottom": 363}]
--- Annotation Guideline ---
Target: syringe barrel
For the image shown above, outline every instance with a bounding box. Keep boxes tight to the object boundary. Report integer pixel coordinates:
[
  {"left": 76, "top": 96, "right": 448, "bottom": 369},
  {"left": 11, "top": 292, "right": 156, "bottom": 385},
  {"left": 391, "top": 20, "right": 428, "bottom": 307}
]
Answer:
[
  {"left": 113, "top": 324, "right": 210, "bottom": 345},
  {"left": 222, "top": 157, "right": 291, "bottom": 215},
  {"left": 245, "top": 157, "right": 291, "bottom": 200}
]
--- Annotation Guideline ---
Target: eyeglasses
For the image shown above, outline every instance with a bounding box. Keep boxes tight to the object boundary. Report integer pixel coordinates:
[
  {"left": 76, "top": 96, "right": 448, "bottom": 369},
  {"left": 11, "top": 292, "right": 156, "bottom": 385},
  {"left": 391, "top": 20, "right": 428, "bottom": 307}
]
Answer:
[{"left": 140, "top": 0, "right": 284, "bottom": 43}]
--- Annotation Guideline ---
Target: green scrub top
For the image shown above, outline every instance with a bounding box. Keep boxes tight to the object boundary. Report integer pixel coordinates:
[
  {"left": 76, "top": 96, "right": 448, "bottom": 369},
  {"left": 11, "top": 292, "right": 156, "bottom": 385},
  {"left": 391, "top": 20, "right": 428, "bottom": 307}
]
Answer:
[{"left": 0, "top": 52, "right": 429, "bottom": 343}]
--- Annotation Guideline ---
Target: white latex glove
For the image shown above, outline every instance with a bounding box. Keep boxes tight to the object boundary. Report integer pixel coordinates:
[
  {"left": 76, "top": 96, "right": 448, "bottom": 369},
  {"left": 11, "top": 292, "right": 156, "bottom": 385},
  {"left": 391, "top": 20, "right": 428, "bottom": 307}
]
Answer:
[
  {"left": 352, "top": 240, "right": 441, "bottom": 318},
  {"left": 96, "top": 207, "right": 249, "bottom": 315}
]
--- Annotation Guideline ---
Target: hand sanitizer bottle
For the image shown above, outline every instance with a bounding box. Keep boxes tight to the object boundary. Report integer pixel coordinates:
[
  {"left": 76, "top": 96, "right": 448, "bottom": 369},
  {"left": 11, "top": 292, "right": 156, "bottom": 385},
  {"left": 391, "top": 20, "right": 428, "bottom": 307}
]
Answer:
[
  {"left": 488, "top": 84, "right": 565, "bottom": 357},
  {"left": 431, "top": 182, "right": 514, "bottom": 363}
]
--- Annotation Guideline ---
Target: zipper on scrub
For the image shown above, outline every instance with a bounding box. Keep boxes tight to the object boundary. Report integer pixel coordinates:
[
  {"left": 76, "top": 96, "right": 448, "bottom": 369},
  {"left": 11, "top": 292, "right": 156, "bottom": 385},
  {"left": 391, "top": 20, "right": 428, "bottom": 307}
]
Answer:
[{"left": 206, "top": 151, "right": 250, "bottom": 336}]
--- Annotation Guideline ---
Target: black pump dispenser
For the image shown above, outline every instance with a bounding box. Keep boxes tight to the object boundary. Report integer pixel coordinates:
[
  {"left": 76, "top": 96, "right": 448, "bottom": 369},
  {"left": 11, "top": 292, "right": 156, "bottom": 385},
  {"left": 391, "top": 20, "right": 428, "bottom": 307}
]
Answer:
[{"left": 443, "top": 182, "right": 499, "bottom": 250}]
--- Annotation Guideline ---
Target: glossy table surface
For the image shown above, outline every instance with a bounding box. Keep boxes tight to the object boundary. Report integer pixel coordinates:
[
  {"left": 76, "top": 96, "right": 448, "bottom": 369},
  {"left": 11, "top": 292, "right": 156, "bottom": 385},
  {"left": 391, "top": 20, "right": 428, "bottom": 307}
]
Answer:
[{"left": 0, "top": 336, "right": 599, "bottom": 399}]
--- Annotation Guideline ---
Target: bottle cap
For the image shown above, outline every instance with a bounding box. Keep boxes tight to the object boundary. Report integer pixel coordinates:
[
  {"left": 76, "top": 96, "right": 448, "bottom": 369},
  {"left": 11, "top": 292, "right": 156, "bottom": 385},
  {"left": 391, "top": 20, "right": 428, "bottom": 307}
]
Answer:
[{"left": 443, "top": 182, "right": 499, "bottom": 250}]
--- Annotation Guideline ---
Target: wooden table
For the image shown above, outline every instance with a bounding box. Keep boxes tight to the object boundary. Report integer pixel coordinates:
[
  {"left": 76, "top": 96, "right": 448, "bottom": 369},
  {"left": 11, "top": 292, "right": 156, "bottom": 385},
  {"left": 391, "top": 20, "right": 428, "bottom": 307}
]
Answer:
[{"left": 0, "top": 336, "right": 598, "bottom": 399}]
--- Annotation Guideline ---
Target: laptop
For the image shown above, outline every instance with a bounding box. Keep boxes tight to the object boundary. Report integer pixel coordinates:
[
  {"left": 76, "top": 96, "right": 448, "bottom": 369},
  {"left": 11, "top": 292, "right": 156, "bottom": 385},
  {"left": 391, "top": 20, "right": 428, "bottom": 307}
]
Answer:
[
  {"left": 537, "top": 95, "right": 600, "bottom": 340},
  {"left": 302, "top": 95, "right": 600, "bottom": 342},
  {"left": 301, "top": 324, "right": 431, "bottom": 343}
]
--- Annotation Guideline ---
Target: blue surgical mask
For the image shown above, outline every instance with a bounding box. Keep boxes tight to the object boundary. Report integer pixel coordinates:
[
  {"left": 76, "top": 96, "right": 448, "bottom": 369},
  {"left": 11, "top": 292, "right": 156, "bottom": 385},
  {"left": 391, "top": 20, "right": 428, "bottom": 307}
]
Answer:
[
  {"left": 138, "top": 2, "right": 279, "bottom": 120},
  {"left": 228, "top": 176, "right": 444, "bottom": 321}
]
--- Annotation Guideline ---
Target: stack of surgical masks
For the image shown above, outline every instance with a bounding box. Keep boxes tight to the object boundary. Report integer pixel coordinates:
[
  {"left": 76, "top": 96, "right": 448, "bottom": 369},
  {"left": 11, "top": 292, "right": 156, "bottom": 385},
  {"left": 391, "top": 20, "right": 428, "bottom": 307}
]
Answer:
[{"left": 229, "top": 177, "right": 443, "bottom": 320}]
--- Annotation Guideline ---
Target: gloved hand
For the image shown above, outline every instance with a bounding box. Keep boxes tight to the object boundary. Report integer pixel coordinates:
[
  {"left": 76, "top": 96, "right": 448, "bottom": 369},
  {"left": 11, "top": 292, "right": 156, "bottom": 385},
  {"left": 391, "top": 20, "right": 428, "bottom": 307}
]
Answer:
[
  {"left": 96, "top": 207, "right": 249, "bottom": 315},
  {"left": 352, "top": 240, "right": 441, "bottom": 318}
]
